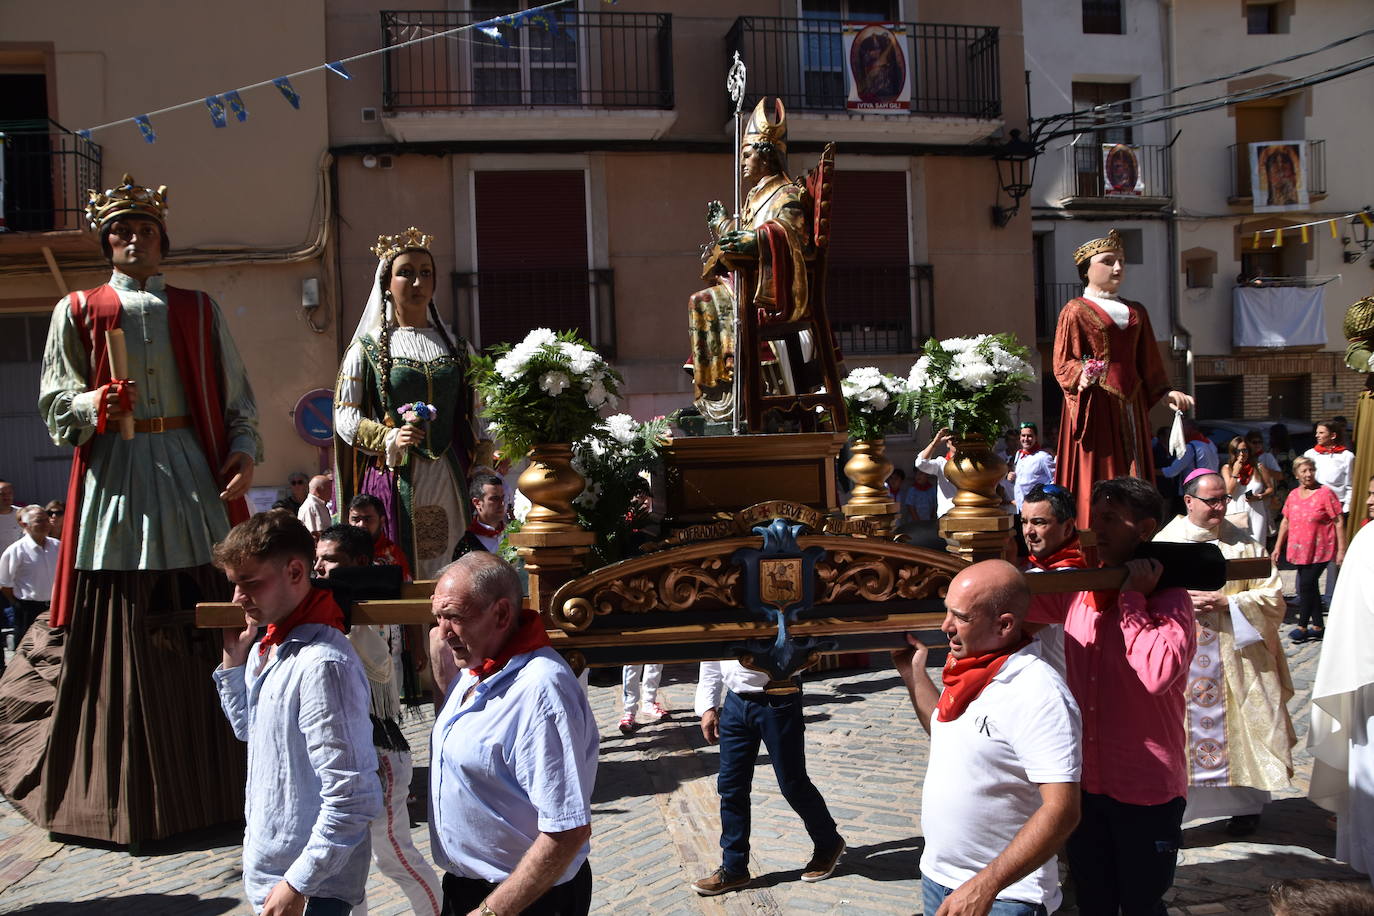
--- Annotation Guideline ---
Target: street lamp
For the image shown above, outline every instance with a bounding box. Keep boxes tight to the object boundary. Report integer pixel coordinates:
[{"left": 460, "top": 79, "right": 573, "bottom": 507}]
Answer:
[
  {"left": 992, "top": 129, "right": 1038, "bottom": 228},
  {"left": 1342, "top": 208, "right": 1374, "bottom": 264}
]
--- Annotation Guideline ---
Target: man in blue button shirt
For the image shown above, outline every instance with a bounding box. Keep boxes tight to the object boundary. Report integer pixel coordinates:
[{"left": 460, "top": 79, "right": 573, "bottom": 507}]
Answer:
[
  {"left": 214, "top": 510, "right": 381, "bottom": 915},
  {"left": 430, "top": 552, "right": 598, "bottom": 916}
]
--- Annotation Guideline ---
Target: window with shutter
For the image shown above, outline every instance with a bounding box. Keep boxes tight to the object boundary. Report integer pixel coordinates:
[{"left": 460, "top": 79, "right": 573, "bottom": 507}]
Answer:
[
  {"left": 473, "top": 170, "right": 591, "bottom": 347},
  {"left": 824, "top": 170, "right": 916, "bottom": 354}
]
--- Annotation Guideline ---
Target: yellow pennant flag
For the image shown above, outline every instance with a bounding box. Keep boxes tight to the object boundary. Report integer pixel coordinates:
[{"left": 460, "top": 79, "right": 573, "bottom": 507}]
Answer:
[
  {"left": 1301, "top": 225, "right": 1310, "bottom": 244},
  {"left": 1362, "top": 211, "right": 1373, "bottom": 230},
  {"left": 1274, "top": 227, "right": 1284, "bottom": 247},
  {"left": 1331, "top": 220, "right": 1340, "bottom": 239},
  {"left": 1253, "top": 231, "right": 1262, "bottom": 247}
]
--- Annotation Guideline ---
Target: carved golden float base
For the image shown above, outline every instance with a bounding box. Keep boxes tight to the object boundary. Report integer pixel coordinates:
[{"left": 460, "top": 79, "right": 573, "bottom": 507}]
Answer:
[{"left": 661, "top": 432, "right": 847, "bottom": 525}]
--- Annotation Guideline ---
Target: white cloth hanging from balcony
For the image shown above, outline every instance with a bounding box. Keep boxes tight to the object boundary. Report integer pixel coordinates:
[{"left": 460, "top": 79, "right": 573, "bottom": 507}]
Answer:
[{"left": 1233, "top": 286, "right": 1325, "bottom": 348}]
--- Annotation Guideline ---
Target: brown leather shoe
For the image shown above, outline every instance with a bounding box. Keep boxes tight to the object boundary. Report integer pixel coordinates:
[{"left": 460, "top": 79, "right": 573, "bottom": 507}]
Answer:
[
  {"left": 691, "top": 866, "right": 750, "bottom": 896},
  {"left": 801, "top": 837, "right": 846, "bottom": 882}
]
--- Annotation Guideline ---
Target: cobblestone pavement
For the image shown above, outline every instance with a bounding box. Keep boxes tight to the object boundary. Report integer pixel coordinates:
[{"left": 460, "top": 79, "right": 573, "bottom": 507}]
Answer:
[{"left": 0, "top": 577, "right": 1366, "bottom": 915}]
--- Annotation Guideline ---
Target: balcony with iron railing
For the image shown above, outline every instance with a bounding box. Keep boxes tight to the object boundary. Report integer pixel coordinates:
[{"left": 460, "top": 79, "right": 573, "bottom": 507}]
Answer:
[
  {"left": 1055, "top": 138, "right": 1172, "bottom": 208},
  {"left": 0, "top": 120, "right": 102, "bottom": 250},
  {"left": 727, "top": 18, "right": 1001, "bottom": 145},
  {"left": 1035, "top": 281, "right": 1081, "bottom": 341},
  {"left": 379, "top": 9, "right": 675, "bottom": 141},
  {"left": 453, "top": 267, "right": 616, "bottom": 354},
  {"left": 827, "top": 263, "right": 933, "bottom": 355},
  {"left": 1227, "top": 139, "right": 1326, "bottom": 205}
]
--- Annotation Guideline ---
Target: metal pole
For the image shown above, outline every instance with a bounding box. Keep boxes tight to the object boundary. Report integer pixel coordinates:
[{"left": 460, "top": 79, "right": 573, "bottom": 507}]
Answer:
[{"left": 727, "top": 53, "right": 746, "bottom": 435}]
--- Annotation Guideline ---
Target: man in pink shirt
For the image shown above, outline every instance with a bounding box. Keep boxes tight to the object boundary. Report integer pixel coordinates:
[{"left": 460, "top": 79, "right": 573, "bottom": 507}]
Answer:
[{"left": 1029, "top": 476, "right": 1196, "bottom": 915}]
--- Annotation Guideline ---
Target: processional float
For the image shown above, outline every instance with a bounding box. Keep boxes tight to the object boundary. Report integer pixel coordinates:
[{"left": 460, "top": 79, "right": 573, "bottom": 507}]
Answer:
[{"left": 197, "top": 57, "right": 1266, "bottom": 690}]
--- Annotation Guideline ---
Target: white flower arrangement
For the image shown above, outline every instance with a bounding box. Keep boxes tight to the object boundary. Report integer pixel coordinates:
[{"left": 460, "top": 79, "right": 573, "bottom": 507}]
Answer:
[
  {"left": 470, "top": 328, "right": 623, "bottom": 459},
  {"left": 570, "top": 413, "right": 671, "bottom": 567},
  {"left": 839, "top": 366, "right": 909, "bottom": 440},
  {"left": 903, "top": 333, "right": 1035, "bottom": 441}
]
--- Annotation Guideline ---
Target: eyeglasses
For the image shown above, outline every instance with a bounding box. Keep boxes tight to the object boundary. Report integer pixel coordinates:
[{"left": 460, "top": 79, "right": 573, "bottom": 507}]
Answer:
[
  {"left": 45, "top": 510, "right": 61, "bottom": 517},
  {"left": 1187, "top": 494, "right": 1228, "bottom": 509}
]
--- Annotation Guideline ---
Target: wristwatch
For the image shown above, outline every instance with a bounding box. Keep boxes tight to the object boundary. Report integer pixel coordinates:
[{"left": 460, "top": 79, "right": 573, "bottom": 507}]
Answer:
[{"left": 478, "top": 900, "right": 499, "bottom": 916}]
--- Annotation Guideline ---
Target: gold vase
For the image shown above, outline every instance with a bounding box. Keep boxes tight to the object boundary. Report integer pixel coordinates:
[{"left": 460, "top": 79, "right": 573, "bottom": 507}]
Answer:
[
  {"left": 516, "top": 443, "right": 586, "bottom": 534},
  {"left": 938, "top": 432, "right": 1013, "bottom": 560},
  {"left": 943, "top": 434, "right": 1008, "bottom": 517},
  {"left": 841, "top": 438, "right": 899, "bottom": 534},
  {"left": 844, "top": 439, "right": 894, "bottom": 508}
]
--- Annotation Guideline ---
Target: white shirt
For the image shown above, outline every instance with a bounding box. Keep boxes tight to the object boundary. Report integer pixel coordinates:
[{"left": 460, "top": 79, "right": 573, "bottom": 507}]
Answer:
[
  {"left": 298, "top": 493, "right": 332, "bottom": 535},
  {"left": 0, "top": 512, "right": 21, "bottom": 548},
  {"left": 913, "top": 457, "right": 958, "bottom": 519},
  {"left": 694, "top": 660, "right": 772, "bottom": 715},
  {"left": 1305, "top": 447, "right": 1356, "bottom": 512},
  {"left": 920, "top": 640, "right": 1082, "bottom": 909},
  {"left": 430, "top": 648, "right": 598, "bottom": 883},
  {"left": 1012, "top": 450, "right": 1056, "bottom": 511},
  {"left": 0, "top": 535, "right": 60, "bottom": 601}
]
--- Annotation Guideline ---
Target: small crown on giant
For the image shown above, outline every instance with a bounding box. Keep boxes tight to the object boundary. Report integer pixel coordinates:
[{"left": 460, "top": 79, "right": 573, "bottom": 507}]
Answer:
[
  {"left": 371, "top": 227, "right": 434, "bottom": 263},
  {"left": 1073, "top": 228, "right": 1124, "bottom": 266},
  {"left": 85, "top": 173, "right": 169, "bottom": 231}
]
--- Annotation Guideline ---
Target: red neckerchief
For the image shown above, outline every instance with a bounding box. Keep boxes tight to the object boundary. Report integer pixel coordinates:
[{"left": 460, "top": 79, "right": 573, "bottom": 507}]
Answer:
[
  {"left": 1315, "top": 443, "right": 1349, "bottom": 454},
  {"left": 373, "top": 534, "right": 413, "bottom": 581},
  {"left": 937, "top": 634, "right": 1032, "bottom": 722},
  {"left": 912, "top": 477, "right": 934, "bottom": 491},
  {"left": 1026, "top": 531, "right": 1086, "bottom": 571},
  {"left": 259, "top": 587, "right": 345, "bottom": 657},
  {"left": 1236, "top": 461, "right": 1254, "bottom": 486},
  {"left": 467, "top": 517, "right": 502, "bottom": 538},
  {"left": 467, "top": 608, "right": 553, "bottom": 679},
  {"left": 1016, "top": 446, "right": 1040, "bottom": 460}
]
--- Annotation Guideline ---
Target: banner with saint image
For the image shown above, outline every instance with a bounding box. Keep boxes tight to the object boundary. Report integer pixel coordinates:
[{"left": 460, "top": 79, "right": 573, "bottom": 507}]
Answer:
[
  {"left": 1101, "top": 143, "right": 1144, "bottom": 197},
  {"left": 1249, "top": 141, "right": 1308, "bottom": 213},
  {"left": 842, "top": 22, "right": 910, "bottom": 112}
]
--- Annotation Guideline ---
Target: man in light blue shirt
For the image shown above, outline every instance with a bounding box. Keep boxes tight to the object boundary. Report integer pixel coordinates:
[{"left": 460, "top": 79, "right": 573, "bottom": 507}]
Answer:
[
  {"left": 213, "top": 510, "right": 380, "bottom": 915},
  {"left": 430, "top": 552, "right": 598, "bottom": 915}
]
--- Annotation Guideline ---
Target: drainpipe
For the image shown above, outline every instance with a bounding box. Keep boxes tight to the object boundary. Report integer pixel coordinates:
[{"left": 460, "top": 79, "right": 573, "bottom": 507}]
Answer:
[{"left": 1161, "top": 0, "right": 1194, "bottom": 401}]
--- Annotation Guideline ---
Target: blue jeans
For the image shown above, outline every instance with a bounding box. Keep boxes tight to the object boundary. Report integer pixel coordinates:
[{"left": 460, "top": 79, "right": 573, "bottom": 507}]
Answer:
[
  {"left": 303, "top": 898, "right": 351, "bottom": 915},
  {"left": 717, "top": 689, "right": 840, "bottom": 875},
  {"left": 922, "top": 876, "right": 1047, "bottom": 915}
]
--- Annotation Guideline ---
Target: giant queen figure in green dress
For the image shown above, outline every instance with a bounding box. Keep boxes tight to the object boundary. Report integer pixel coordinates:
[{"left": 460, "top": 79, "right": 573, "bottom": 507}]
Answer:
[
  {"left": 0, "top": 174, "right": 260, "bottom": 844},
  {"left": 335, "top": 228, "right": 484, "bottom": 580}
]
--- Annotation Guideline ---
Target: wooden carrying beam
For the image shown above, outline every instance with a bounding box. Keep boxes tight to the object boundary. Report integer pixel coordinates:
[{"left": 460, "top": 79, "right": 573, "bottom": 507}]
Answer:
[{"left": 194, "top": 548, "right": 1274, "bottom": 666}]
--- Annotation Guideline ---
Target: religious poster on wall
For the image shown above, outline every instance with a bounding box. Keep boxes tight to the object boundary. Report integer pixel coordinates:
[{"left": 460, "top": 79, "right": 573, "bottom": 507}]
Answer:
[
  {"left": 1101, "top": 143, "right": 1144, "bottom": 197},
  {"left": 1249, "top": 141, "right": 1308, "bottom": 213},
  {"left": 842, "top": 22, "right": 910, "bottom": 111}
]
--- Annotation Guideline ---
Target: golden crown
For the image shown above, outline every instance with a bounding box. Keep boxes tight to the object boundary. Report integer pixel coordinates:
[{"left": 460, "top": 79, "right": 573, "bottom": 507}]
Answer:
[
  {"left": 371, "top": 227, "right": 434, "bottom": 263},
  {"left": 85, "top": 173, "right": 168, "bottom": 231},
  {"left": 742, "top": 97, "right": 787, "bottom": 157},
  {"left": 1073, "top": 229, "right": 1124, "bottom": 266}
]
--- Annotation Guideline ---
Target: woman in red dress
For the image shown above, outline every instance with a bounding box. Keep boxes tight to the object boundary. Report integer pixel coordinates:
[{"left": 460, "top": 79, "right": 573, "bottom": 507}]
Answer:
[
  {"left": 1273, "top": 456, "right": 1347, "bottom": 643},
  {"left": 1053, "top": 229, "right": 1193, "bottom": 526}
]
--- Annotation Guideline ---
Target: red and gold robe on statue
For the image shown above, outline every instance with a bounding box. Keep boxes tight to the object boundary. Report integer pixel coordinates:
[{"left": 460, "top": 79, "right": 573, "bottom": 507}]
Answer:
[{"left": 1053, "top": 296, "right": 1170, "bottom": 527}]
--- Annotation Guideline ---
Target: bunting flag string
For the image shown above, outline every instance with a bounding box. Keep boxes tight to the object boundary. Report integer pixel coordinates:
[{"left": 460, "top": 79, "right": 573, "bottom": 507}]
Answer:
[
  {"left": 74, "top": 0, "right": 610, "bottom": 142},
  {"left": 225, "top": 91, "right": 249, "bottom": 123},
  {"left": 273, "top": 77, "right": 301, "bottom": 109},
  {"left": 205, "top": 95, "right": 228, "bottom": 128},
  {"left": 1246, "top": 207, "right": 1374, "bottom": 248}
]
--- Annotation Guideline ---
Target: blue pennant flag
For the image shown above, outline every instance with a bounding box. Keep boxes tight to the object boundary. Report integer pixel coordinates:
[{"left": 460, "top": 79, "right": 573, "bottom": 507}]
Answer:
[
  {"left": 205, "top": 95, "right": 228, "bottom": 128},
  {"left": 225, "top": 90, "right": 248, "bottom": 122},
  {"left": 476, "top": 19, "right": 509, "bottom": 46},
  {"left": 273, "top": 77, "right": 301, "bottom": 109},
  {"left": 527, "top": 12, "right": 559, "bottom": 34},
  {"left": 76, "top": 129, "right": 92, "bottom": 140},
  {"left": 134, "top": 115, "right": 156, "bottom": 144},
  {"left": 326, "top": 61, "right": 352, "bottom": 80}
]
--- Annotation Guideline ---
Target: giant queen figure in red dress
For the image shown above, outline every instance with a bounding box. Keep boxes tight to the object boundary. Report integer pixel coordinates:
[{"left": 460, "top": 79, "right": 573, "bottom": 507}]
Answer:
[{"left": 1053, "top": 229, "right": 1193, "bottom": 526}]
